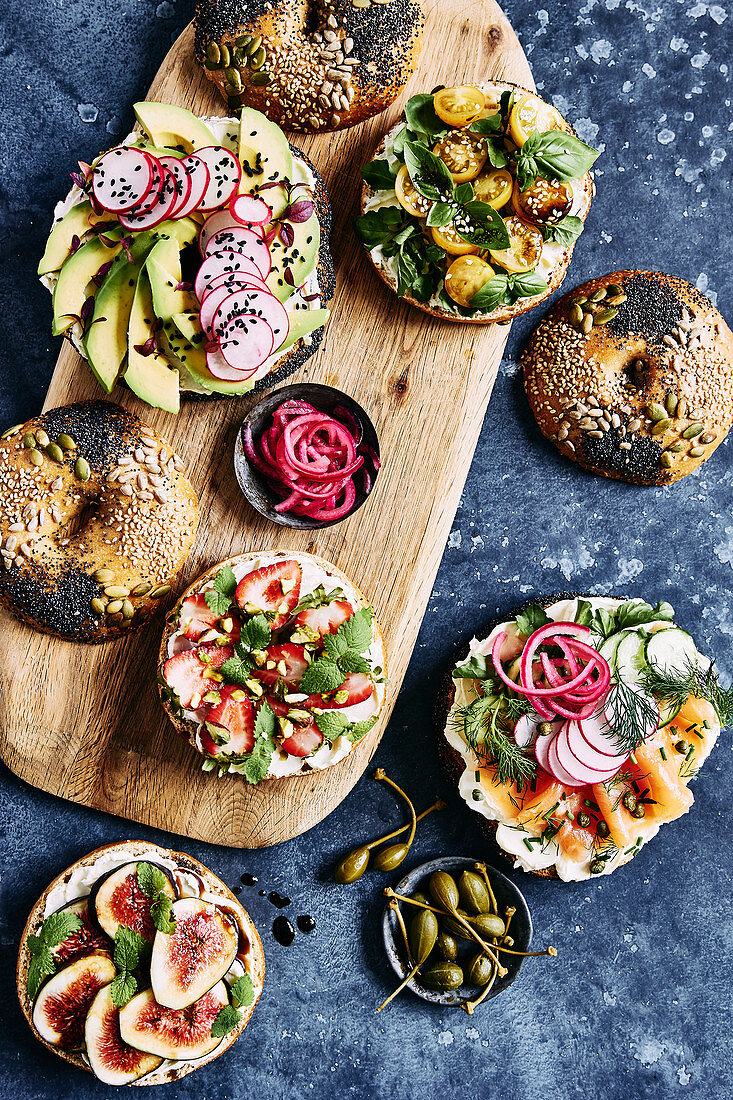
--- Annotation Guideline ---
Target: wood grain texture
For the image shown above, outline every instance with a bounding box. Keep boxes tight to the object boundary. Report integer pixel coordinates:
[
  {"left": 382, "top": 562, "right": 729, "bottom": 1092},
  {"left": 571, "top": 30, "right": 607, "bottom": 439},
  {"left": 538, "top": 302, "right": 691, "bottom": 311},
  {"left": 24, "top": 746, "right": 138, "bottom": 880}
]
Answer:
[{"left": 0, "top": 0, "right": 532, "bottom": 847}]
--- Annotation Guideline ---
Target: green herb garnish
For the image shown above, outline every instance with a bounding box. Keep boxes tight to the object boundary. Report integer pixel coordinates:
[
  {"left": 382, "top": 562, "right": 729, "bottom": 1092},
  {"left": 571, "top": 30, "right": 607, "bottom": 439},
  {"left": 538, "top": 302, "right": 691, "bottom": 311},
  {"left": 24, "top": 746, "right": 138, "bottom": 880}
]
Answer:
[
  {"left": 136, "top": 863, "right": 176, "bottom": 935},
  {"left": 641, "top": 658, "right": 733, "bottom": 727},
  {"left": 211, "top": 973, "right": 255, "bottom": 1037},
  {"left": 110, "top": 926, "right": 149, "bottom": 1008},
  {"left": 455, "top": 691, "right": 536, "bottom": 786},
  {"left": 203, "top": 565, "right": 238, "bottom": 617},
  {"left": 26, "top": 910, "right": 83, "bottom": 999},
  {"left": 515, "top": 129, "right": 600, "bottom": 192}
]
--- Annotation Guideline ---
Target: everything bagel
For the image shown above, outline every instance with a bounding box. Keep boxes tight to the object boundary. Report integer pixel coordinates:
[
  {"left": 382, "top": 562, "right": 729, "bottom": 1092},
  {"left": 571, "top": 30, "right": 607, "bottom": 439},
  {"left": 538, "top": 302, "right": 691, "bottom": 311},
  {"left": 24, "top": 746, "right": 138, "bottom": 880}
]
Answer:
[
  {"left": 0, "top": 402, "right": 199, "bottom": 642},
  {"left": 194, "top": 0, "right": 425, "bottom": 132}
]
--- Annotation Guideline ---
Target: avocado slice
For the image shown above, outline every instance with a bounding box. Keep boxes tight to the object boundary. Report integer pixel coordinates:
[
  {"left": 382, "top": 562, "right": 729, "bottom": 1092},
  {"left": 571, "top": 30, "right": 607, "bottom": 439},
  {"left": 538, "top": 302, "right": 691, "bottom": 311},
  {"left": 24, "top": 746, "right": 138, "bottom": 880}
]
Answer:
[
  {"left": 39, "top": 202, "right": 116, "bottom": 277},
  {"left": 277, "top": 308, "right": 330, "bottom": 354},
  {"left": 133, "top": 102, "right": 216, "bottom": 153},
  {"left": 238, "top": 107, "right": 293, "bottom": 191},
  {"left": 147, "top": 236, "right": 197, "bottom": 320},
  {"left": 266, "top": 213, "right": 320, "bottom": 303},
  {"left": 125, "top": 268, "right": 180, "bottom": 413},
  {"left": 51, "top": 228, "right": 124, "bottom": 336},
  {"left": 169, "top": 311, "right": 257, "bottom": 396}
]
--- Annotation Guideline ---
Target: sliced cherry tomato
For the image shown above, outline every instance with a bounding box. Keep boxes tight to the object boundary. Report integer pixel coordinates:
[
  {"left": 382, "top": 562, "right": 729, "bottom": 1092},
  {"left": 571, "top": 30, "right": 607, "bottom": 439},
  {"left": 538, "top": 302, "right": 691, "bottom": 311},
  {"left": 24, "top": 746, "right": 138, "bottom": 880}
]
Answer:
[
  {"left": 394, "top": 164, "right": 431, "bottom": 218},
  {"left": 444, "top": 256, "right": 495, "bottom": 308},
  {"left": 489, "top": 216, "right": 543, "bottom": 273},
  {"left": 512, "top": 177, "right": 573, "bottom": 227},
  {"left": 433, "top": 85, "right": 486, "bottom": 128},
  {"left": 509, "top": 93, "right": 563, "bottom": 148},
  {"left": 472, "top": 168, "right": 513, "bottom": 210},
  {"left": 432, "top": 133, "right": 487, "bottom": 183},
  {"left": 255, "top": 643, "right": 309, "bottom": 688},
  {"left": 430, "top": 222, "right": 480, "bottom": 257}
]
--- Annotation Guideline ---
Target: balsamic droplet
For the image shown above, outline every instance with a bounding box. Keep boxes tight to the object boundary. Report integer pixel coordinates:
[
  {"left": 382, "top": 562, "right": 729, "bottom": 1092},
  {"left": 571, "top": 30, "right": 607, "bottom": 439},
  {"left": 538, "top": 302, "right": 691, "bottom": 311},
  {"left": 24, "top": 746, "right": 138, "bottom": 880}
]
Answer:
[
  {"left": 258, "top": 889, "right": 267, "bottom": 897},
  {"left": 272, "top": 916, "right": 296, "bottom": 946},
  {"left": 297, "top": 915, "right": 316, "bottom": 934},
  {"left": 268, "top": 891, "right": 291, "bottom": 909},
  {"left": 240, "top": 873, "right": 258, "bottom": 886},
  {"left": 232, "top": 886, "right": 242, "bottom": 895}
]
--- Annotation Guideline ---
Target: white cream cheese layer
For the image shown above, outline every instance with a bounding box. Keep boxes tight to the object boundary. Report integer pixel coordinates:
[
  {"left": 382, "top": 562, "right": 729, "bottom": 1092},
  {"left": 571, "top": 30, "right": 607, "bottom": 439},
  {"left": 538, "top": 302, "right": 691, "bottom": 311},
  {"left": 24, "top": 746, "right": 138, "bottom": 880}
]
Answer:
[
  {"left": 444, "top": 597, "right": 720, "bottom": 882},
  {"left": 41, "top": 117, "right": 322, "bottom": 391},
  {"left": 168, "top": 552, "right": 387, "bottom": 778}
]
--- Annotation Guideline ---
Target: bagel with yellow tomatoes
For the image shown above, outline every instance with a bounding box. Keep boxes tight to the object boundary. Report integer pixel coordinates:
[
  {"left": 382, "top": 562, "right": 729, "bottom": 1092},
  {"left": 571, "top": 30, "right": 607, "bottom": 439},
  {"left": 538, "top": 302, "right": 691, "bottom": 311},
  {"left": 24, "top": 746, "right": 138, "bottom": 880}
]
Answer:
[{"left": 356, "top": 81, "right": 598, "bottom": 323}]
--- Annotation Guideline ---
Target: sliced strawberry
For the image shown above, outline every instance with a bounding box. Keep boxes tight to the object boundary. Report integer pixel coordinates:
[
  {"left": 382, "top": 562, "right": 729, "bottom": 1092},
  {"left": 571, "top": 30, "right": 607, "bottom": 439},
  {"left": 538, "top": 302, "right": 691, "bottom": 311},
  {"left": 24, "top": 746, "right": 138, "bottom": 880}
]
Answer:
[
  {"left": 293, "top": 599, "right": 354, "bottom": 639},
  {"left": 179, "top": 594, "right": 218, "bottom": 640},
  {"left": 201, "top": 685, "right": 255, "bottom": 756},
  {"left": 255, "top": 643, "right": 309, "bottom": 687},
  {"left": 162, "top": 643, "right": 234, "bottom": 708},
  {"left": 315, "top": 672, "right": 376, "bottom": 710},
  {"left": 234, "top": 559, "right": 302, "bottom": 630},
  {"left": 267, "top": 696, "right": 323, "bottom": 758}
]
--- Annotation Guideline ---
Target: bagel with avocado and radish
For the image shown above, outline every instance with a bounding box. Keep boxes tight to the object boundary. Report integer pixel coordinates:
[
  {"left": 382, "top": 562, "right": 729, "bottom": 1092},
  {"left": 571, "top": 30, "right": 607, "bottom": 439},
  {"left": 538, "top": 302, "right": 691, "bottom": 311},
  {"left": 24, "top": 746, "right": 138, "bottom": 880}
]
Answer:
[
  {"left": 439, "top": 593, "right": 730, "bottom": 881},
  {"left": 357, "top": 82, "right": 597, "bottom": 323},
  {"left": 39, "top": 102, "right": 333, "bottom": 412},
  {"left": 17, "top": 840, "right": 264, "bottom": 1086}
]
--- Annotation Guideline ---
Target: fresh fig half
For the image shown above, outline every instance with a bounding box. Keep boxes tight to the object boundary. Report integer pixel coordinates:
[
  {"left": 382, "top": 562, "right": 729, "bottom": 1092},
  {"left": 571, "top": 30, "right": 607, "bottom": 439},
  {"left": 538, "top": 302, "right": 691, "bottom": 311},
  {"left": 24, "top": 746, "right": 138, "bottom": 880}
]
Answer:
[
  {"left": 91, "top": 862, "right": 176, "bottom": 943},
  {"left": 150, "top": 898, "right": 238, "bottom": 1010},
  {"left": 50, "top": 899, "right": 112, "bottom": 967},
  {"left": 85, "top": 984, "right": 163, "bottom": 1085},
  {"left": 118, "top": 982, "right": 228, "bottom": 1060},
  {"left": 32, "top": 954, "right": 116, "bottom": 1049}
]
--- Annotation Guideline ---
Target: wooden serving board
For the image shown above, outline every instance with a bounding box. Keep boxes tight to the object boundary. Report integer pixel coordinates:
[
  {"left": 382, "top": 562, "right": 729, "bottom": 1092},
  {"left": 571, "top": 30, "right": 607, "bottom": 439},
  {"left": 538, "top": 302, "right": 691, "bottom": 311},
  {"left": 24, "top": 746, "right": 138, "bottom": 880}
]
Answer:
[{"left": 0, "top": 0, "right": 532, "bottom": 847}]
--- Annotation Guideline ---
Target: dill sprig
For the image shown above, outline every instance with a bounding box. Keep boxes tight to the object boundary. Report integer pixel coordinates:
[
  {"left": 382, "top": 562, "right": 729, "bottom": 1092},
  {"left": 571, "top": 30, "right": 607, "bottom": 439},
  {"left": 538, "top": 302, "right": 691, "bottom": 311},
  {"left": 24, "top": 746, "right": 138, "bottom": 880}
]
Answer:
[
  {"left": 603, "top": 681, "right": 659, "bottom": 755},
  {"left": 641, "top": 658, "right": 733, "bottom": 727},
  {"left": 455, "top": 692, "right": 536, "bottom": 786}
]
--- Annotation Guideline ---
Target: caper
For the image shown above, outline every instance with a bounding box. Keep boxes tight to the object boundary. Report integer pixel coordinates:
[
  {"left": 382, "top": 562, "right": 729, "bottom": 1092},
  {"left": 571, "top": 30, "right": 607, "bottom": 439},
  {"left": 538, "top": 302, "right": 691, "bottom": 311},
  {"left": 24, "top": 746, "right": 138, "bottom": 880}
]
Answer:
[
  {"left": 428, "top": 870, "right": 459, "bottom": 913},
  {"left": 408, "top": 909, "right": 439, "bottom": 964},
  {"left": 674, "top": 740, "right": 689, "bottom": 754},
  {"left": 436, "top": 932, "right": 458, "bottom": 962},
  {"left": 577, "top": 811, "right": 591, "bottom": 828},
  {"left": 538, "top": 721, "right": 554, "bottom": 736},
  {"left": 411, "top": 890, "right": 430, "bottom": 907},
  {"left": 589, "top": 859, "right": 606, "bottom": 875},
  {"left": 621, "top": 792, "right": 638, "bottom": 813},
  {"left": 631, "top": 803, "right": 646, "bottom": 819},
  {"left": 334, "top": 847, "right": 369, "bottom": 884},
  {"left": 421, "top": 961, "right": 464, "bottom": 991},
  {"left": 441, "top": 909, "right": 473, "bottom": 940},
  {"left": 372, "top": 842, "right": 410, "bottom": 872},
  {"left": 468, "top": 912, "right": 505, "bottom": 939},
  {"left": 467, "top": 952, "right": 494, "bottom": 987},
  {"left": 596, "top": 820, "right": 610, "bottom": 839},
  {"left": 458, "top": 870, "right": 491, "bottom": 915}
]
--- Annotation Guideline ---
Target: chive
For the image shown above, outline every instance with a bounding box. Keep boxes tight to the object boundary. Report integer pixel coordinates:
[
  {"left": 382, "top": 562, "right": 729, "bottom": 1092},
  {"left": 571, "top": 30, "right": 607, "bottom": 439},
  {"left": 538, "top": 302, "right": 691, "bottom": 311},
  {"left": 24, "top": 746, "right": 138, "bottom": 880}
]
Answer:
[
  {"left": 692, "top": 729, "right": 703, "bottom": 739},
  {"left": 659, "top": 746, "right": 667, "bottom": 761},
  {"left": 703, "top": 719, "right": 711, "bottom": 730},
  {"left": 584, "top": 798, "right": 600, "bottom": 811},
  {"left": 632, "top": 780, "right": 640, "bottom": 793},
  {"left": 523, "top": 835, "right": 542, "bottom": 851},
  {"left": 542, "top": 801, "right": 560, "bottom": 820},
  {"left": 685, "top": 724, "right": 696, "bottom": 733},
  {"left": 685, "top": 746, "right": 695, "bottom": 762},
  {"left": 629, "top": 753, "right": 638, "bottom": 765}
]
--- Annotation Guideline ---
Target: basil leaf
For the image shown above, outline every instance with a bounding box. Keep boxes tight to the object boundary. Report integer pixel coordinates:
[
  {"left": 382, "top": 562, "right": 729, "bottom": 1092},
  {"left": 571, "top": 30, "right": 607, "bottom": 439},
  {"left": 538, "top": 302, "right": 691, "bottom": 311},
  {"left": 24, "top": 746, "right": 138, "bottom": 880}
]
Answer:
[
  {"left": 468, "top": 112, "right": 502, "bottom": 135},
  {"left": 404, "top": 93, "right": 448, "bottom": 143},
  {"left": 499, "top": 89, "right": 515, "bottom": 123},
  {"left": 403, "top": 140, "right": 454, "bottom": 202},
  {"left": 469, "top": 273, "right": 508, "bottom": 311},
  {"left": 542, "top": 214, "right": 585, "bottom": 247},
  {"left": 484, "top": 138, "right": 509, "bottom": 169},
  {"left": 353, "top": 206, "right": 406, "bottom": 249},
  {"left": 456, "top": 201, "right": 510, "bottom": 250},
  {"left": 507, "top": 270, "right": 549, "bottom": 300},
  {"left": 362, "top": 159, "right": 397, "bottom": 191},
  {"left": 391, "top": 124, "right": 408, "bottom": 158},
  {"left": 515, "top": 604, "right": 552, "bottom": 637},
  {"left": 452, "top": 181, "right": 474, "bottom": 204},
  {"left": 426, "top": 200, "right": 454, "bottom": 228},
  {"left": 518, "top": 130, "right": 599, "bottom": 186}
]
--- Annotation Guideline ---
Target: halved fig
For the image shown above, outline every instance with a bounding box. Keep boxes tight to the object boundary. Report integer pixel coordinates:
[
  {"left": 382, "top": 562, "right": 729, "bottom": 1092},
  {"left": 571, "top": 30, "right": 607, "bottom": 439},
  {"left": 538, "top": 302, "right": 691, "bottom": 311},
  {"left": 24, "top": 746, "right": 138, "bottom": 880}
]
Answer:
[
  {"left": 118, "top": 982, "right": 228, "bottom": 1060},
  {"left": 85, "top": 984, "right": 163, "bottom": 1085},
  {"left": 150, "top": 898, "right": 238, "bottom": 1009},
  {"left": 50, "top": 899, "right": 112, "bottom": 966},
  {"left": 91, "top": 862, "right": 176, "bottom": 943},
  {"left": 32, "top": 954, "right": 116, "bottom": 1050}
]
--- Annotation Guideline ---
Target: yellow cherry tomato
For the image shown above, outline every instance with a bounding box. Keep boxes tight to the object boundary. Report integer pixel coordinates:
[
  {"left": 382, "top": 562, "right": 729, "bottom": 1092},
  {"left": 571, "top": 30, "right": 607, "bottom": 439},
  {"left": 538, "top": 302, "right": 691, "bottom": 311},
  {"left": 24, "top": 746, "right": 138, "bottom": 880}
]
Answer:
[
  {"left": 433, "top": 85, "right": 486, "bottom": 128},
  {"left": 430, "top": 222, "right": 480, "bottom": 257},
  {"left": 444, "top": 255, "right": 495, "bottom": 308},
  {"left": 489, "top": 216, "right": 543, "bottom": 273},
  {"left": 512, "top": 177, "right": 573, "bottom": 227},
  {"left": 433, "top": 133, "right": 488, "bottom": 183},
  {"left": 509, "top": 93, "right": 564, "bottom": 148},
  {"left": 473, "top": 168, "right": 514, "bottom": 210},
  {"left": 394, "top": 164, "right": 431, "bottom": 219}
]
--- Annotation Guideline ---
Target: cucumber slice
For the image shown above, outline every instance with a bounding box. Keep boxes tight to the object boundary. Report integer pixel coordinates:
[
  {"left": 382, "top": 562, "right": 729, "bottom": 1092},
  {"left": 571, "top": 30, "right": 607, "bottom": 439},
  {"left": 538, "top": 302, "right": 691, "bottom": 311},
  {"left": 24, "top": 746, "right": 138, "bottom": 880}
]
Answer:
[
  {"left": 506, "top": 656, "right": 521, "bottom": 683},
  {"left": 598, "top": 634, "right": 623, "bottom": 668},
  {"left": 645, "top": 628, "right": 697, "bottom": 677},
  {"left": 658, "top": 697, "right": 684, "bottom": 728},
  {"left": 614, "top": 631, "right": 648, "bottom": 685}
]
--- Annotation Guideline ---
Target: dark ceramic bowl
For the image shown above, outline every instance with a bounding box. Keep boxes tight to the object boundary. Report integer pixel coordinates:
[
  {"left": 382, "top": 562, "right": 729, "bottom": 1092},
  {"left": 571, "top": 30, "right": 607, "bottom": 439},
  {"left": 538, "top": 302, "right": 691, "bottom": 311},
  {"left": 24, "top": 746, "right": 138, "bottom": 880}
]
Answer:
[
  {"left": 382, "top": 856, "right": 532, "bottom": 1008},
  {"left": 233, "top": 383, "right": 380, "bottom": 530}
]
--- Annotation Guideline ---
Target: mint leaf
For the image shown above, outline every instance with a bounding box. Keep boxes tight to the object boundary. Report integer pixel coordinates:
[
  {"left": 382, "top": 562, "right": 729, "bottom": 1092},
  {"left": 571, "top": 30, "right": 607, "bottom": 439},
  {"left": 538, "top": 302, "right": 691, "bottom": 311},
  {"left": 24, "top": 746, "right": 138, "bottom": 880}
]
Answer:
[
  {"left": 469, "top": 273, "right": 508, "bottom": 312},
  {"left": 110, "top": 971, "right": 137, "bottom": 1008},
  {"left": 204, "top": 565, "right": 237, "bottom": 616},
  {"left": 242, "top": 740, "right": 275, "bottom": 785},
  {"left": 38, "top": 910, "right": 83, "bottom": 949},
  {"left": 515, "top": 604, "right": 552, "bottom": 637},
  {"left": 362, "top": 159, "right": 397, "bottom": 191},
  {"left": 337, "top": 607, "right": 373, "bottom": 655},
  {"left": 113, "top": 926, "right": 147, "bottom": 973},
  {"left": 404, "top": 93, "right": 448, "bottom": 143},
  {"left": 507, "top": 270, "right": 548, "bottom": 300},
  {"left": 211, "top": 1004, "right": 242, "bottom": 1037},
  {"left": 322, "top": 631, "right": 348, "bottom": 661},
  {"left": 26, "top": 947, "right": 55, "bottom": 999},
  {"left": 230, "top": 973, "right": 254, "bottom": 1008},
  {"left": 219, "top": 650, "right": 255, "bottom": 688},
  {"left": 150, "top": 893, "right": 176, "bottom": 935},
  {"left": 347, "top": 716, "right": 378, "bottom": 743},
  {"left": 403, "top": 140, "right": 454, "bottom": 202},
  {"left": 241, "top": 614, "right": 271, "bottom": 651},
  {"left": 300, "top": 657, "right": 345, "bottom": 695},
  {"left": 315, "top": 711, "right": 349, "bottom": 743},
  {"left": 453, "top": 654, "right": 491, "bottom": 680},
  {"left": 136, "top": 862, "right": 168, "bottom": 899},
  {"left": 543, "top": 214, "right": 584, "bottom": 248},
  {"left": 339, "top": 651, "right": 372, "bottom": 675},
  {"left": 254, "top": 698, "right": 276, "bottom": 740}
]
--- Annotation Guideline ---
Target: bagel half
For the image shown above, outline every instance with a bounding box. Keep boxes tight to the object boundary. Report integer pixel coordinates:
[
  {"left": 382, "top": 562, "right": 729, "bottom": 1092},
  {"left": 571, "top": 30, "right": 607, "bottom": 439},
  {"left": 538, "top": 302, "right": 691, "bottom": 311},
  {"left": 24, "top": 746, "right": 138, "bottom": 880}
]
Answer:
[{"left": 17, "top": 840, "right": 265, "bottom": 1086}]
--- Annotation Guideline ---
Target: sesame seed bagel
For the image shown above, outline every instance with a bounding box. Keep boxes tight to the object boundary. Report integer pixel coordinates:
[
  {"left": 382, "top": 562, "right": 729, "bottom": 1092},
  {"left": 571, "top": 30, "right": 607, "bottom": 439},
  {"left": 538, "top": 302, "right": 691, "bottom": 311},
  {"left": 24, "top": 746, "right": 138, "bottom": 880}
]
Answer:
[
  {"left": 359, "top": 80, "right": 594, "bottom": 324},
  {"left": 17, "top": 840, "right": 265, "bottom": 1086},
  {"left": 194, "top": 0, "right": 425, "bottom": 133},
  {"left": 522, "top": 270, "right": 733, "bottom": 485},
  {"left": 0, "top": 402, "right": 199, "bottom": 642}
]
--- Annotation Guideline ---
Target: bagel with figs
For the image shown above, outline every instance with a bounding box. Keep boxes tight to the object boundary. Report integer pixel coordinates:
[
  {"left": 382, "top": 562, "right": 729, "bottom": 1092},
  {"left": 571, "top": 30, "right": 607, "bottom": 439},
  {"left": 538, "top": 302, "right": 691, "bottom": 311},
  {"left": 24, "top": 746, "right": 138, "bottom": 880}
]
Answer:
[
  {"left": 17, "top": 840, "right": 264, "bottom": 1086},
  {"left": 357, "top": 82, "right": 597, "bottom": 322}
]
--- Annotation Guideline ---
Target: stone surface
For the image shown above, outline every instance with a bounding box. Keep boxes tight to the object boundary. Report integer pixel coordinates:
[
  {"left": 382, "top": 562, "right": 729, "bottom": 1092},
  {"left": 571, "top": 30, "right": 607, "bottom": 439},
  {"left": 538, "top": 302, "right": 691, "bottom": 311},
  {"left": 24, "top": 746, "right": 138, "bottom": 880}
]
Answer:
[{"left": 0, "top": 1, "right": 731, "bottom": 1098}]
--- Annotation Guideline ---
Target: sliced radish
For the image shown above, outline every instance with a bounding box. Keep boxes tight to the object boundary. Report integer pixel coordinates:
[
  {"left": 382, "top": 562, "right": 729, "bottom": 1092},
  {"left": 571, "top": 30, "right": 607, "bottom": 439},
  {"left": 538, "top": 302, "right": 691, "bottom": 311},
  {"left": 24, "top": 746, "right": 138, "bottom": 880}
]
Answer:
[
  {"left": 200, "top": 270, "right": 271, "bottom": 301},
  {"left": 122, "top": 158, "right": 164, "bottom": 218},
  {"left": 557, "top": 723, "right": 622, "bottom": 785},
  {"left": 195, "top": 249, "right": 268, "bottom": 302},
  {"left": 578, "top": 714, "right": 626, "bottom": 759},
  {"left": 199, "top": 281, "right": 270, "bottom": 334},
  {"left": 118, "top": 165, "right": 178, "bottom": 230},
  {"left": 229, "top": 194, "right": 272, "bottom": 227},
  {"left": 206, "top": 343, "right": 258, "bottom": 381},
  {"left": 199, "top": 211, "right": 244, "bottom": 254},
  {"left": 194, "top": 146, "right": 242, "bottom": 211},
  {"left": 203, "top": 226, "right": 273, "bottom": 271},
  {"left": 547, "top": 735, "right": 586, "bottom": 788},
  {"left": 534, "top": 732, "right": 555, "bottom": 774},
  {"left": 159, "top": 155, "right": 191, "bottom": 218},
  {"left": 211, "top": 287, "right": 289, "bottom": 346},
  {"left": 514, "top": 714, "right": 541, "bottom": 749},
  {"left": 565, "top": 720, "right": 625, "bottom": 772},
  {"left": 174, "top": 154, "right": 211, "bottom": 218},
  {"left": 218, "top": 314, "right": 274, "bottom": 373},
  {"left": 91, "top": 147, "right": 154, "bottom": 213}
]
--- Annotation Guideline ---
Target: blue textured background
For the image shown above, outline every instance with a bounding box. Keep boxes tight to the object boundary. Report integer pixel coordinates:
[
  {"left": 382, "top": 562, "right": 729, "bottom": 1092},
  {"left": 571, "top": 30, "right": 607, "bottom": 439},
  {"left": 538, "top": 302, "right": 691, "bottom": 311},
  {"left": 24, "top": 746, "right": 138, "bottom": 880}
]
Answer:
[{"left": 0, "top": 2, "right": 731, "bottom": 1097}]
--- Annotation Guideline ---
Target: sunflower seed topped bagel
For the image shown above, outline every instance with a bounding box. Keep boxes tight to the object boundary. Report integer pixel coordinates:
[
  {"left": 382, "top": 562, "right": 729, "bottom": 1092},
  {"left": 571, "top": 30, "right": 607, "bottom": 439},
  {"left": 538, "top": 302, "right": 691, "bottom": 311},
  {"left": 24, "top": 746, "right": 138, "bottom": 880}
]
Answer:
[
  {"left": 0, "top": 402, "right": 199, "bottom": 642},
  {"left": 522, "top": 270, "right": 733, "bottom": 485}
]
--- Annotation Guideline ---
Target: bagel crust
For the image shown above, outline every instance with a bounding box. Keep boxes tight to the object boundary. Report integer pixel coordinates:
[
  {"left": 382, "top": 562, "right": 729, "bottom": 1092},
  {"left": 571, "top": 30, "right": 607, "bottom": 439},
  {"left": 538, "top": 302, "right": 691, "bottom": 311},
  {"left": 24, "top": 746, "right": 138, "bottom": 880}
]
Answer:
[
  {"left": 17, "top": 840, "right": 265, "bottom": 1086},
  {"left": 194, "top": 0, "right": 425, "bottom": 133},
  {"left": 0, "top": 402, "right": 199, "bottom": 642},
  {"left": 522, "top": 270, "right": 733, "bottom": 485}
]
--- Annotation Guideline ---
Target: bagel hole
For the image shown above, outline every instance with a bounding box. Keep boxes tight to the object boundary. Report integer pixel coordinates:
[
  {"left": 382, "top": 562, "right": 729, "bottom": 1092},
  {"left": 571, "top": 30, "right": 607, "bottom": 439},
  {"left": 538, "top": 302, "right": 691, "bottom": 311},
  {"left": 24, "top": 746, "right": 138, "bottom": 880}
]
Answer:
[
  {"left": 59, "top": 501, "right": 98, "bottom": 542},
  {"left": 625, "top": 357, "right": 649, "bottom": 390}
]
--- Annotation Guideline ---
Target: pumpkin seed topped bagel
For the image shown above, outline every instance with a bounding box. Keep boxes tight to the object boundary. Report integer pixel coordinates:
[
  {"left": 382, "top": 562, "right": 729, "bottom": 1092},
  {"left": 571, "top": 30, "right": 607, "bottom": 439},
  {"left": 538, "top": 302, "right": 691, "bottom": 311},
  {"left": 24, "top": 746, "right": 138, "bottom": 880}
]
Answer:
[
  {"left": 0, "top": 402, "right": 199, "bottom": 641},
  {"left": 522, "top": 270, "right": 733, "bottom": 485}
]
